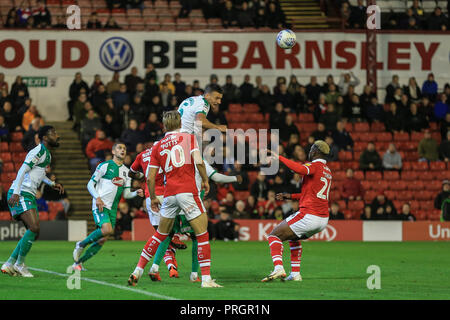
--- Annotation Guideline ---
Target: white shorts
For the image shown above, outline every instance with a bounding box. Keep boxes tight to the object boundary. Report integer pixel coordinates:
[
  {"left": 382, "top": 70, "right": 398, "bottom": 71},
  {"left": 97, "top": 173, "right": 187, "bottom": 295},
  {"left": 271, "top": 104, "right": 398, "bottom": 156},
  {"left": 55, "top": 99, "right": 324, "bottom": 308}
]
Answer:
[
  {"left": 160, "top": 193, "right": 205, "bottom": 221},
  {"left": 286, "top": 211, "right": 329, "bottom": 240},
  {"left": 145, "top": 196, "right": 163, "bottom": 226}
]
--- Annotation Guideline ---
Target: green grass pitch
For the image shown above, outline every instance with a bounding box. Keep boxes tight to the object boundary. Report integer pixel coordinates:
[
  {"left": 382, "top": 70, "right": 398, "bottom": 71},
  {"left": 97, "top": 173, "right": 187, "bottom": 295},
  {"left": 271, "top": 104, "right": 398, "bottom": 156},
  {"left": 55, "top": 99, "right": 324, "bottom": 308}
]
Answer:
[{"left": 1, "top": 240, "right": 449, "bottom": 300}]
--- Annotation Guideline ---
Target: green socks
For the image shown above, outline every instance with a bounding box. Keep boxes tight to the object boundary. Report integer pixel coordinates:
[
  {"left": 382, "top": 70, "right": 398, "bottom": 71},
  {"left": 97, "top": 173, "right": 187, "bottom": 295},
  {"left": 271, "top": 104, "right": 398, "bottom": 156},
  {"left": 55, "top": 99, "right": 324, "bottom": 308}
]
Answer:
[
  {"left": 153, "top": 235, "right": 173, "bottom": 266},
  {"left": 191, "top": 236, "right": 199, "bottom": 273},
  {"left": 79, "top": 241, "right": 103, "bottom": 263},
  {"left": 80, "top": 229, "right": 103, "bottom": 248},
  {"left": 16, "top": 230, "right": 37, "bottom": 265},
  {"left": 7, "top": 237, "right": 24, "bottom": 264}
]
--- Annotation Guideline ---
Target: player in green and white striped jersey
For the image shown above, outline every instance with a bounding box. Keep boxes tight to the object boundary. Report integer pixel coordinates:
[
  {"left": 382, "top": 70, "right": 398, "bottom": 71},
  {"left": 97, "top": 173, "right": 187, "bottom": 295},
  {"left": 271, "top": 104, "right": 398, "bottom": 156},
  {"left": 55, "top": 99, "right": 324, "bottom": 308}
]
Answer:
[
  {"left": 72, "top": 142, "right": 143, "bottom": 270},
  {"left": 1, "top": 126, "right": 64, "bottom": 277}
]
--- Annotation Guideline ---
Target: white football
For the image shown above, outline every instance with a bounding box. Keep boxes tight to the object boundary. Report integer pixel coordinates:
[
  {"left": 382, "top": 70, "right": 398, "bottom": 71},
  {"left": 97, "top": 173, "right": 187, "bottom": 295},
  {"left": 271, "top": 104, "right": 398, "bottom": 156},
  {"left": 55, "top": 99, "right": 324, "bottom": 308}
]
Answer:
[{"left": 276, "top": 29, "right": 296, "bottom": 49}]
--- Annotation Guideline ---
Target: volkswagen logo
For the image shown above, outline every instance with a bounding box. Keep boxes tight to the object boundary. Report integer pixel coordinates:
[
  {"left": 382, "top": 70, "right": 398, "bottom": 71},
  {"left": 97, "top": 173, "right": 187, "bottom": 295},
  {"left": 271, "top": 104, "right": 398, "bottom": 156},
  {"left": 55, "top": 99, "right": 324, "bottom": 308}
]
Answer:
[{"left": 99, "top": 37, "right": 134, "bottom": 71}]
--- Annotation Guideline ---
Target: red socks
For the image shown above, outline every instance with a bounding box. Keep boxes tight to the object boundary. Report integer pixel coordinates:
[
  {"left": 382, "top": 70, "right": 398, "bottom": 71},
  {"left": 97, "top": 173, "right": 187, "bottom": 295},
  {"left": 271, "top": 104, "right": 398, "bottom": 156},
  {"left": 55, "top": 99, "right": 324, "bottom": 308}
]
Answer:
[
  {"left": 268, "top": 235, "right": 283, "bottom": 267},
  {"left": 289, "top": 240, "right": 302, "bottom": 273},
  {"left": 196, "top": 231, "right": 211, "bottom": 276},
  {"left": 137, "top": 230, "right": 168, "bottom": 269},
  {"left": 163, "top": 245, "right": 177, "bottom": 270}
]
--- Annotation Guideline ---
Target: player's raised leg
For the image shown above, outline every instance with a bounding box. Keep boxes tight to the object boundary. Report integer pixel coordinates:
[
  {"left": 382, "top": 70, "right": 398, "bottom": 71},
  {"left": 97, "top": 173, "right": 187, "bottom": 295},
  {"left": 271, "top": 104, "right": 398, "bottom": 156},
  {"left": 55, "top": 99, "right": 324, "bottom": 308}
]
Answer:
[{"left": 284, "top": 240, "right": 302, "bottom": 281}]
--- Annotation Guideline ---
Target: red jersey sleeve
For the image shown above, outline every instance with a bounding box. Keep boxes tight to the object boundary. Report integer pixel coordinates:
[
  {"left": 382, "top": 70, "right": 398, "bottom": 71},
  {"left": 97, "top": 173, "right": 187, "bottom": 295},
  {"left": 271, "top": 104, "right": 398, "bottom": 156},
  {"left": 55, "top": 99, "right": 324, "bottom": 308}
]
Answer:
[
  {"left": 130, "top": 152, "right": 142, "bottom": 173},
  {"left": 279, "top": 156, "right": 316, "bottom": 176},
  {"left": 291, "top": 193, "right": 302, "bottom": 200},
  {"left": 149, "top": 143, "right": 161, "bottom": 169}
]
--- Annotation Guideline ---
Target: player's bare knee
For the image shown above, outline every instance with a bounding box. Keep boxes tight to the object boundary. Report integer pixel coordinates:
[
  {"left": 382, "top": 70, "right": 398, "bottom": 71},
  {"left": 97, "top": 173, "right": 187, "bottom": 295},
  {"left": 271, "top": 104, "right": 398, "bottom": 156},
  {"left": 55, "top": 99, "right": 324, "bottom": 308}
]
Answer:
[
  {"left": 29, "top": 224, "right": 40, "bottom": 234},
  {"left": 101, "top": 224, "right": 113, "bottom": 236}
]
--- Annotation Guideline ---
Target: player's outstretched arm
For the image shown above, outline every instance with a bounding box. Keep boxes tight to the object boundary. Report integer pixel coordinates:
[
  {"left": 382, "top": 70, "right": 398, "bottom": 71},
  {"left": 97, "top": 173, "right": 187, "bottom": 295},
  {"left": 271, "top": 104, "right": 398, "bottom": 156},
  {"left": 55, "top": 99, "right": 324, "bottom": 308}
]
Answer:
[
  {"left": 196, "top": 113, "right": 227, "bottom": 133},
  {"left": 210, "top": 172, "right": 238, "bottom": 183},
  {"left": 278, "top": 156, "right": 310, "bottom": 175}
]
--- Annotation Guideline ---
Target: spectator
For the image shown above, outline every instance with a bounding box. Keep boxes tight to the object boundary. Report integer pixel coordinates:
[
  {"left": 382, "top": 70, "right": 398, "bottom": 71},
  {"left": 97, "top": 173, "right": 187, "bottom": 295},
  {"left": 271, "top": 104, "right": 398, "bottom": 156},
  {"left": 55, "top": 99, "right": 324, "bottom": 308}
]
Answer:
[
  {"left": 280, "top": 114, "right": 299, "bottom": 143},
  {"left": 104, "top": 16, "right": 121, "bottom": 29},
  {"left": 344, "top": 94, "right": 364, "bottom": 122},
  {"left": 275, "top": 83, "right": 295, "bottom": 111},
  {"left": 294, "top": 85, "right": 309, "bottom": 113},
  {"left": 348, "top": 0, "right": 366, "bottom": 28},
  {"left": 397, "top": 94, "right": 410, "bottom": 115},
  {"left": 434, "top": 94, "right": 449, "bottom": 121},
  {"left": 250, "top": 171, "right": 269, "bottom": 201},
  {"left": 406, "top": 103, "right": 428, "bottom": 133},
  {"left": 384, "top": 102, "right": 405, "bottom": 133},
  {"left": 233, "top": 200, "right": 251, "bottom": 219},
  {"left": 74, "top": 96, "right": 93, "bottom": 132},
  {"left": 371, "top": 193, "right": 398, "bottom": 220},
  {"left": 439, "top": 131, "right": 450, "bottom": 162},
  {"left": 220, "top": 191, "right": 236, "bottom": 213},
  {"left": 404, "top": 77, "right": 422, "bottom": 103},
  {"left": 120, "top": 119, "right": 145, "bottom": 153},
  {"left": 17, "top": 5, "right": 32, "bottom": 26},
  {"left": 207, "top": 103, "right": 228, "bottom": 128},
  {"left": 306, "top": 76, "right": 322, "bottom": 105},
  {"left": 325, "top": 83, "right": 340, "bottom": 106},
  {"left": 0, "top": 184, "right": 9, "bottom": 211},
  {"left": 10, "top": 76, "right": 29, "bottom": 103},
  {"left": 339, "top": 168, "right": 364, "bottom": 201},
  {"left": 0, "top": 73, "right": 8, "bottom": 93},
  {"left": 106, "top": 72, "right": 121, "bottom": 95},
  {"left": 418, "top": 129, "right": 439, "bottom": 162},
  {"left": 159, "top": 73, "right": 175, "bottom": 95},
  {"left": 221, "top": 74, "right": 240, "bottom": 110},
  {"left": 257, "top": 85, "right": 274, "bottom": 115},
  {"left": 398, "top": 203, "right": 416, "bottom": 221},
  {"left": 173, "top": 72, "right": 186, "bottom": 101},
  {"left": 360, "top": 85, "right": 375, "bottom": 109},
  {"left": 238, "top": 74, "right": 254, "bottom": 104},
  {"left": 52, "top": 15, "right": 66, "bottom": 29},
  {"left": 115, "top": 202, "right": 133, "bottom": 239},
  {"left": 41, "top": 173, "right": 70, "bottom": 218},
  {"left": 179, "top": 0, "right": 193, "bottom": 18},
  {"left": 312, "top": 122, "right": 328, "bottom": 141},
  {"left": 87, "top": 11, "right": 102, "bottom": 29},
  {"left": 127, "top": 0, "right": 144, "bottom": 12},
  {"left": 86, "top": 129, "right": 114, "bottom": 172},
  {"left": 0, "top": 115, "right": 9, "bottom": 142},
  {"left": 422, "top": 73, "right": 438, "bottom": 102},
  {"left": 273, "top": 76, "right": 287, "bottom": 96},
  {"left": 410, "top": 0, "right": 424, "bottom": 18},
  {"left": 285, "top": 134, "right": 301, "bottom": 158},
  {"left": 383, "top": 143, "right": 402, "bottom": 170},
  {"left": 22, "top": 105, "right": 42, "bottom": 131},
  {"left": 214, "top": 210, "right": 239, "bottom": 241},
  {"left": 80, "top": 109, "right": 102, "bottom": 149},
  {"left": 35, "top": 190, "right": 48, "bottom": 213},
  {"left": 112, "top": 83, "right": 130, "bottom": 111},
  {"left": 325, "top": 136, "right": 339, "bottom": 161},
  {"left": 102, "top": 113, "right": 121, "bottom": 140},
  {"left": 269, "top": 102, "right": 286, "bottom": 130},
  {"left": 360, "top": 204, "right": 373, "bottom": 220},
  {"left": 341, "top": 1, "right": 351, "bottom": 28},
  {"left": 287, "top": 75, "right": 301, "bottom": 96},
  {"left": 314, "top": 94, "right": 328, "bottom": 123},
  {"left": 237, "top": 1, "right": 254, "bottom": 28},
  {"left": 434, "top": 180, "right": 450, "bottom": 209},
  {"left": 221, "top": 0, "right": 237, "bottom": 28},
  {"left": 329, "top": 202, "right": 345, "bottom": 220},
  {"left": 262, "top": 190, "right": 280, "bottom": 218},
  {"left": 271, "top": 207, "right": 285, "bottom": 221},
  {"left": 144, "top": 112, "right": 163, "bottom": 141},
  {"left": 227, "top": 161, "right": 247, "bottom": 191},
  {"left": 365, "top": 97, "right": 384, "bottom": 123},
  {"left": 319, "top": 104, "right": 339, "bottom": 132},
  {"left": 385, "top": 75, "right": 401, "bottom": 104},
  {"left": 440, "top": 113, "right": 450, "bottom": 140},
  {"left": 130, "top": 94, "right": 147, "bottom": 120},
  {"left": 427, "top": 7, "right": 448, "bottom": 31},
  {"left": 360, "top": 141, "right": 382, "bottom": 171},
  {"left": 338, "top": 72, "right": 360, "bottom": 95},
  {"left": 266, "top": 1, "right": 286, "bottom": 29},
  {"left": 124, "top": 66, "right": 143, "bottom": 97},
  {"left": 332, "top": 120, "right": 354, "bottom": 151},
  {"left": 254, "top": 6, "right": 267, "bottom": 28},
  {"left": 68, "top": 72, "right": 89, "bottom": 121},
  {"left": 21, "top": 118, "right": 41, "bottom": 151},
  {"left": 1, "top": 101, "right": 21, "bottom": 132}
]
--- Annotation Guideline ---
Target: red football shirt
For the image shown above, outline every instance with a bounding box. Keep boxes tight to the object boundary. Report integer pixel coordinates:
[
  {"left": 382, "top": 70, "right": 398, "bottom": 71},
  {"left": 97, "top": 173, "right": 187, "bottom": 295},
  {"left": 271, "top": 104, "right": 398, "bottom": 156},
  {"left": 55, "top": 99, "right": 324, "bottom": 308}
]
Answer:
[
  {"left": 130, "top": 148, "right": 164, "bottom": 197},
  {"left": 279, "top": 157, "right": 332, "bottom": 218},
  {"left": 149, "top": 131, "right": 199, "bottom": 197}
]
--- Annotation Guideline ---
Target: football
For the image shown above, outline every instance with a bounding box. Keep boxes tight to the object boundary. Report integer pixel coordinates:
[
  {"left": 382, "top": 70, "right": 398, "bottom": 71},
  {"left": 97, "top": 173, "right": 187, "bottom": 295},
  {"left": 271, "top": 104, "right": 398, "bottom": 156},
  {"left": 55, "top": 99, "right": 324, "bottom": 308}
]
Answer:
[{"left": 276, "top": 29, "right": 297, "bottom": 49}]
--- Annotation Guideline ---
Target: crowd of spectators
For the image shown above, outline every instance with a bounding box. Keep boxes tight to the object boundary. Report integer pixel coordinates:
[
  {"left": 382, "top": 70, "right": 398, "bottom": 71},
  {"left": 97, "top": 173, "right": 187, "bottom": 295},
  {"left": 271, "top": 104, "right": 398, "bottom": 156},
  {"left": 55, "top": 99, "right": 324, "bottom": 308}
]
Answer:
[{"left": 340, "top": 0, "right": 449, "bottom": 30}]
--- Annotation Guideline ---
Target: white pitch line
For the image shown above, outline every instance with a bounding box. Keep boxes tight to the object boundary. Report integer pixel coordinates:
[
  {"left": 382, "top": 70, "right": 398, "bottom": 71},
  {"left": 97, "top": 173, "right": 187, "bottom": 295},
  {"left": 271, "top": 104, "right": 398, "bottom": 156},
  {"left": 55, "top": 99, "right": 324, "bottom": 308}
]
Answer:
[{"left": 1, "top": 261, "right": 178, "bottom": 300}]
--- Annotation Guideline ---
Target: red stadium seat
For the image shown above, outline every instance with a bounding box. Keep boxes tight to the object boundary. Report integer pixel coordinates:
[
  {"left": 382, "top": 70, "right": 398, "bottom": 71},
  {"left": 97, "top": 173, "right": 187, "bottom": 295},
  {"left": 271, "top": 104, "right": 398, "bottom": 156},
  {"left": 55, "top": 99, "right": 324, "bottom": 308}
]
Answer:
[
  {"left": 9, "top": 142, "right": 24, "bottom": 153},
  {"left": 345, "top": 122, "right": 353, "bottom": 132},
  {"left": 243, "top": 104, "right": 260, "bottom": 112},
  {"left": 0, "top": 152, "right": 12, "bottom": 162},
  {"left": 347, "top": 200, "right": 364, "bottom": 211},
  {"left": 401, "top": 171, "right": 418, "bottom": 181},
  {"left": 121, "top": 231, "right": 132, "bottom": 240},
  {"left": 354, "top": 170, "right": 364, "bottom": 180},
  {"left": 396, "top": 191, "right": 412, "bottom": 201},
  {"left": 401, "top": 161, "right": 413, "bottom": 171},
  {"left": 409, "top": 200, "right": 420, "bottom": 211},
  {"left": 418, "top": 201, "right": 433, "bottom": 211},
  {"left": 228, "top": 104, "right": 242, "bottom": 113},
  {"left": 371, "top": 122, "right": 385, "bottom": 132},
  {"left": 247, "top": 171, "right": 258, "bottom": 186},
  {"left": 345, "top": 161, "right": 360, "bottom": 171},
  {"left": 327, "top": 162, "right": 341, "bottom": 171},
  {"left": 415, "top": 210, "right": 427, "bottom": 220},
  {"left": 428, "top": 210, "right": 442, "bottom": 220},
  {"left": 235, "top": 191, "right": 250, "bottom": 201},
  {"left": 415, "top": 191, "right": 434, "bottom": 201},
  {"left": 298, "top": 113, "right": 314, "bottom": 122},
  {"left": 2, "top": 162, "right": 14, "bottom": 172},
  {"left": 430, "top": 162, "right": 446, "bottom": 171},
  {"left": 353, "top": 142, "right": 367, "bottom": 152},
  {"left": 421, "top": 171, "right": 435, "bottom": 180},
  {"left": 411, "top": 162, "right": 429, "bottom": 171},
  {"left": 393, "top": 200, "right": 403, "bottom": 212},
  {"left": 428, "top": 180, "right": 442, "bottom": 192},
  {"left": 353, "top": 151, "right": 362, "bottom": 161},
  {"left": 338, "top": 151, "right": 353, "bottom": 161},
  {"left": 408, "top": 180, "right": 424, "bottom": 191},
  {"left": 1, "top": 172, "right": 16, "bottom": 183},
  {"left": 0, "top": 142, "right": 8, "bottom": 152},
  {"left": 393, "top": 132, "right": 410, "bottom": 141},
  {"left": 0, "top": 211, "right": 11, "bottom": 220},
  {"left": 361, "top": 180, "right": 372, "bottom": 191},
  {"left": 389, "top": 180, "right": 407, "bottom": 191},
  {"left": 364, "top": 190, "right": 378, "bottom": 202},
  {"left": 383, "top": 170, "right": 400, "bottom": 181},
  {"left": 354, "top": 122, "right": 370, "bottom": 132},
  {"left": 329, "top": 190, "right": 340, "bottom": 202},
  {"left": 411, "top": 132, "right": 423, "bottom": 142},
  {"left": 11, "top": 132, "right": 23, "bottom": 142},
  {"left": 337, "top": 200, "right": 347, "bottom": 210},
  {"left": 333, "top": 171, "right": 346, "bottom": 181},
  {"left": 383, "top": 190, "right": 397, "bottom": 200},
  {"left": 365, "top": 171, "right": 382, "bottom": 181},
  {"left": 371, "top": 180, "right": 388, "bottom": 191},
  {"left": 39, "top": 211, "right": 49, "bottom": 221},
  {"left": 376, "top": 132, "right": 392, "bottom": 142},
  {"left": 12, "top": 152, "right": 26, "bottom": 163}
]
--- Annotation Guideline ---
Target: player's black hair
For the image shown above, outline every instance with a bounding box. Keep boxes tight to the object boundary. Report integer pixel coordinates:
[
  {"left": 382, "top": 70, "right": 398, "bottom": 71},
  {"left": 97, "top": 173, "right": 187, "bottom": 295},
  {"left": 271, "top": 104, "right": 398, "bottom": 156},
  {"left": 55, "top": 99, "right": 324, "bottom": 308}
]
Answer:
[
  {"left": 38, "top": 125, "right": 54, "bottom": 140},
  {"left": 112, "top": 141, "right": 127, "bottom": 150},
  {"left": 204, "top": 84, "right": 223, "bottom": 95}
]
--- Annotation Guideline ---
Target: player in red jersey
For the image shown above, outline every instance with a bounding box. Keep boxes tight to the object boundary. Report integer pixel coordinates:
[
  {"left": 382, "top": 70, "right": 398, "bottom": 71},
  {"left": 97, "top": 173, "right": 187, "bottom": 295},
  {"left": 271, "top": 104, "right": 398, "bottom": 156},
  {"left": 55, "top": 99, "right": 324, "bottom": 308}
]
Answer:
[
  {"left": 262, "top": 140, "right": 332, "bottom": 282},
  {"left": 140, "top": 110, "right": 222, "bottom": 288}
]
